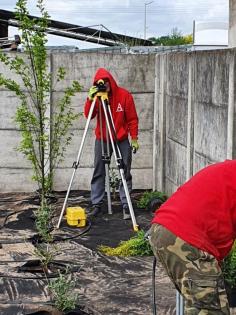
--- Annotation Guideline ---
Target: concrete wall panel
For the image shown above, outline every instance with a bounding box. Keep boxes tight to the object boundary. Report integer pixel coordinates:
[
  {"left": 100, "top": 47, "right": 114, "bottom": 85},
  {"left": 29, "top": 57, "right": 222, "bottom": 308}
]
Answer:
[
  {"left": 194, "top": 102, "right": 228, "bottom": 161},
  {"left": 51, "top": 52, "right": 155, "bottom": 93},
  {"left": 154, "top": 49, "right": 233, "bottom": 195},
  {"left": 0, "top": 92, "right": 20, "bottom": 129},
  {"left": 0, "top": 130, "right": 31, "bottom": 168},
  {"left": 0, "top": 168, "right": 37, "bottom": 192},
  {"left": 165, "top": 139, "right": 187, "bottom": 188},
  {"left": 0, "top": 51, "right": 155, "bottom": 192}
]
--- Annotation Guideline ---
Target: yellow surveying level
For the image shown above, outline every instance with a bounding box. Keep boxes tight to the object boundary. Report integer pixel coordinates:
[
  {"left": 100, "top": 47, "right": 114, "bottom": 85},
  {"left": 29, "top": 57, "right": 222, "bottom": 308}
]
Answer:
[{"left": 66, "top": 207, "right": 86, "bottom": 227}]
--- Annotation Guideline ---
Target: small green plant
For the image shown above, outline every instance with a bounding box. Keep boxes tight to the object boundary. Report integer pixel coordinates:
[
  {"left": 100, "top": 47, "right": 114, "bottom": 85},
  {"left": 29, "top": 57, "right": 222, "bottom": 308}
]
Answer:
[
  {"left": 34, "top": 243, "right": 59, "bottom": 270},
  {"left": 48, "top": 269, "right": 78, "bottom": 312},
  {"left": 99, "top": 230, "right": 153, "bottom": 257},
  {"left": 109, "top": 168, "right": 120, "bottom": 199},
  {"left": 222, "top": 242, "right": 236, "bottom": 288},
  {"left": 35, "top": 204, "right": 53, "bottom": 242},
  {"left": 137, "top": 190, "right": 168, "bottom": 209}
]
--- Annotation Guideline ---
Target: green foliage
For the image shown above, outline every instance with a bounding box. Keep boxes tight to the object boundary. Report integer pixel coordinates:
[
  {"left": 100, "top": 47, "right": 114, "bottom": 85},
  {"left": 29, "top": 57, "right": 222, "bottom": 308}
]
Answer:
[
  {"left": 137, "top": 190, "right": 168, "bottom": 208},
  {"left": 35, "top": 204, "right": 53, "bottom": 243},
  {"left": 109, "top": 168, "right": 120, "bottom": 198},
  {"left": 222, "top": 242, "right": 236, "bottom": 288},
  {"left": 34, "top": 243, "right": 59, "bottom": 268},
  {"left": 0, "top": 0, "right": 82, "bottom": 240},
  {"left": 149, "top": 28, "right": 193, "bottom": 46},
  {"left": 48, "top": 269, "right": 78, "bottom": 312},
  {"left": 0, "top": 0, "right": 82, "bottom": 204},
  {"left": 99, "top": 230, "right": 153, "bottom": 257}
]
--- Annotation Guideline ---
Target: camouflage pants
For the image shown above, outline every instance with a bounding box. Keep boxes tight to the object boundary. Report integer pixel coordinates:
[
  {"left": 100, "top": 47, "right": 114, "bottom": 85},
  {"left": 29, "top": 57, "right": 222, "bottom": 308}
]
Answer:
[{"left": 149, "top": 224, "right": 230, "bottom": 315}]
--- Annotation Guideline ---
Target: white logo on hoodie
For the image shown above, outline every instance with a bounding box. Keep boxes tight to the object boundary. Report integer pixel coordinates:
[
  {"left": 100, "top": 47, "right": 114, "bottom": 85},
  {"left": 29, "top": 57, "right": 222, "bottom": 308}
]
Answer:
[{"left": 116, "top": 103, "right": 123, "bottom": 112}]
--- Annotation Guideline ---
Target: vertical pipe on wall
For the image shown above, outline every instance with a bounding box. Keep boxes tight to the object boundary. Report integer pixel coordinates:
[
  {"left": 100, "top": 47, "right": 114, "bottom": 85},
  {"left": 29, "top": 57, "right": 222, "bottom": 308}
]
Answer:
[
  {"left": 227, "top": 51, "right": 235, "bottom": 159},
  {"left": 158, "top": 54, "right": 167, "bottom": 192}
]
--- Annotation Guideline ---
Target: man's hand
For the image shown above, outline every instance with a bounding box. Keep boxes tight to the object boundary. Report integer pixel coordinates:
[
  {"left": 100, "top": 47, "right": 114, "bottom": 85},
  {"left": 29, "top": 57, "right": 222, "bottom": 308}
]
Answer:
[
  {"left": 88, "top": 85, "right": 98, "bottom": 101},
  {"left": 131, "top": 139, "right": 139, "bottom": 154}
]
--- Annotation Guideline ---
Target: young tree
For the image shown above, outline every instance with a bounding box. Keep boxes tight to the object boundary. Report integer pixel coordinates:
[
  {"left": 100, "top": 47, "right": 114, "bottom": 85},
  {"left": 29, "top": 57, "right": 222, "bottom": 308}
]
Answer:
[{"left": 0, "top": 0, "right": 81, "bottom": 241}]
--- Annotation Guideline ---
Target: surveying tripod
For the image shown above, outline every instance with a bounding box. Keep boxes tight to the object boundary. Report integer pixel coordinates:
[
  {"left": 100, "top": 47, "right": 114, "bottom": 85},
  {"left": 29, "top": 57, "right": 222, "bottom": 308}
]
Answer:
[{"left": 56, "top": 90, "right": 139, "bottom": 232}]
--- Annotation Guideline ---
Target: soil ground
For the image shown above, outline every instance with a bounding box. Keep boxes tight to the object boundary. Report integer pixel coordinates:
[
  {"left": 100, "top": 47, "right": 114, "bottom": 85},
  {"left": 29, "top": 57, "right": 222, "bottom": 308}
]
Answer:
[{"left": 0, "top": 190, "right": 176, "bottom": 315}]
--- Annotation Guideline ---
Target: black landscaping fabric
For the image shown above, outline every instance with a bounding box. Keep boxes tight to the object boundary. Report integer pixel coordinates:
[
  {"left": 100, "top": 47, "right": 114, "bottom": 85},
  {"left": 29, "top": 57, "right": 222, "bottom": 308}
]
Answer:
[{"left": 0, "top": 191, "right": 176, "bottom": 315}]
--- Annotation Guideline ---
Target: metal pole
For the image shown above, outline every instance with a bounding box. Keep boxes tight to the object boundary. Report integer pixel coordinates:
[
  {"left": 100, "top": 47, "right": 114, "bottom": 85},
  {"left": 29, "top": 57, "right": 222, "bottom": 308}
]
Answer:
[
  {"left": 144, "top": 4, "right": 147, "bottom": 40},
  {"left": 56, "top": 97, "right": 97, "bottom": 229},
  {"left": 99, "top": 101, "right": 112, "bottom": 214},
  {"left": 100, "top": 95, "right": 139, "bottom": 231},
  {"left": 105, "top": 163, "right": 112, "bottom": 214},
  {"left": 176, "top": 292, "right": 184, "bottom": 315}
]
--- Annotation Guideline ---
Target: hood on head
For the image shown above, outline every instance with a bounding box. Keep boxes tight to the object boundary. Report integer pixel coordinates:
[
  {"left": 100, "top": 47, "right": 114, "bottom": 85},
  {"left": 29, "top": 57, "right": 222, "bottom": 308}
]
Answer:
[{"left": 93, "top": 68, "right": 118, "bottom": 92}]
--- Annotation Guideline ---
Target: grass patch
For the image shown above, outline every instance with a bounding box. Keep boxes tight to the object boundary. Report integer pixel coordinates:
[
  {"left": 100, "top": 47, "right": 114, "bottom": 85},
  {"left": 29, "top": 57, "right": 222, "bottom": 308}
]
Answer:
[{"left": 99, "top": 230, "right": 153, "bottom": 257}]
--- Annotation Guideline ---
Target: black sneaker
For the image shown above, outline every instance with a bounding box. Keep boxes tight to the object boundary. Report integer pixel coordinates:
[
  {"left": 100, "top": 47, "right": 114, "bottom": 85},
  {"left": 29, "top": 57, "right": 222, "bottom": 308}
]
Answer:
[
  {"left": 123, "top": 206, "right": 131, "bottom": 220},
  {"left": 88, "top": 205, "right": 102, "bottom": 218}
]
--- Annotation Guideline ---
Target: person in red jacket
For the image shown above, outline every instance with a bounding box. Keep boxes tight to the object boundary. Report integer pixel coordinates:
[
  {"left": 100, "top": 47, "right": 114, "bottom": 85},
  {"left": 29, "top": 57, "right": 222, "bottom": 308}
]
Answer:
[
  {"left": 84, "top": 68, "right": 139, "bottom": 219},
  {"left": 150, "top": 160, "right": 236, "bottom": 315}
]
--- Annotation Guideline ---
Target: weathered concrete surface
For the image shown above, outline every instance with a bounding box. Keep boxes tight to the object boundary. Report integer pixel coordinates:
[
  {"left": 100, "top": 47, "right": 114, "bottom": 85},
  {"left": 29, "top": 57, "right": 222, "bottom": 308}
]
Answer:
[
  {"left": 0, "top": 52, "right": 155, "bottom": 192},
  {"left": 229, "top": 0, "right": 236, "bottom": 48},
  {"left": 153, "top": 48, "right": 236, "bottom": 195},
  {"left": 1, "top": 48, "right": 236, "bottom": 196}
]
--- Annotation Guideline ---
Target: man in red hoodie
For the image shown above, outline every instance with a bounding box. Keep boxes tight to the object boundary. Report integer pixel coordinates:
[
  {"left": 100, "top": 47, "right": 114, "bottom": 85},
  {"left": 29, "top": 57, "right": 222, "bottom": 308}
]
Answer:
[
  {"left": 150, "top": 160, "right": 236, "bottom": 315},
  {"left": 84, "top": 68, "right": 139, "bottom": 219}
]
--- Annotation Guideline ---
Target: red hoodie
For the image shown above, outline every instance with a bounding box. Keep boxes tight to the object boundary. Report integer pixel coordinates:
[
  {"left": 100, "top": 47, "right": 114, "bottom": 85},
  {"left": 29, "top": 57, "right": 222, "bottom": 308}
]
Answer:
[
  {"left": 84, "top": 68, "right": 138, "bottom": 141},
  {"left": 152, "top": 160, "right": 236, "bottom": 261}
]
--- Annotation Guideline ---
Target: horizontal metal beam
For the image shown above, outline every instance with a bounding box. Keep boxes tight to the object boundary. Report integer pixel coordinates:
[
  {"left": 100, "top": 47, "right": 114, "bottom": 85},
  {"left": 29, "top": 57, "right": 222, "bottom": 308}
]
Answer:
[{"left": 0, "top": 9, "right": 153, "bottom": 47}]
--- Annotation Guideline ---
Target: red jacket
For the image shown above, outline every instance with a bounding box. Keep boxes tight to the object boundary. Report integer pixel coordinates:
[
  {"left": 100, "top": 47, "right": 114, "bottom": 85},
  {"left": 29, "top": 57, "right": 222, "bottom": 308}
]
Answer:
[
  {"left": 152, "top": 160, "right": 236, "bottom": 261},
  {"left": 84, "top": 68, "right": 138, "bottom": 141}
]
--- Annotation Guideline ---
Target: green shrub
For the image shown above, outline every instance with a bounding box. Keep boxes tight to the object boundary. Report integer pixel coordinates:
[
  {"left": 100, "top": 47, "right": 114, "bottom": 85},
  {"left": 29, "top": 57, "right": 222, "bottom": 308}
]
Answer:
[
  {"left": 109, "top": 168, "right": 120, "bottom": 199},
  {"left": 48, "top": 269, "right": 78, "bottom": 312},
  {"left": 222, "top": 242, "right": 236, "bottom": 288},
  {"left": 35, "top": 204, "right": 53, "bottom": 243},
  {"left": 99, "top": 230, "right": 153, "bottom": 256},
  {"left": 137, "top": 190, "right": 168, "bottom": 208}
]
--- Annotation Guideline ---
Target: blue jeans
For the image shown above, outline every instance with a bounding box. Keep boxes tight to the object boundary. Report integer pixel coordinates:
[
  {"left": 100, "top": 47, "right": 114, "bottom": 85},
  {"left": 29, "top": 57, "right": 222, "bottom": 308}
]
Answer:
[{"left": 91, "top": 138, "right": 132, "bottom": 206}]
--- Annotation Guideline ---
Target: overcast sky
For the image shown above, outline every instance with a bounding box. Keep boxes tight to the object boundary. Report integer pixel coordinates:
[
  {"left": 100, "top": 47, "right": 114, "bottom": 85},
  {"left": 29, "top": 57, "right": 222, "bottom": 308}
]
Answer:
[{"left": 1, "top": 0, "right": 229, "bottom": 48}]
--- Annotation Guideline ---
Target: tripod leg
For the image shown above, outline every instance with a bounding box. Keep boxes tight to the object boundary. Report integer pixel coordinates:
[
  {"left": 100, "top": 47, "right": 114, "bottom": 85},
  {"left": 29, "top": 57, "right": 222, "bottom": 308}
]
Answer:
[
  {"left": 99, "top": 104, "right": 112, "bottom": 214},
  {"left": 105, "top": 163, "right": 112, "bottom": 214},
  {"left": 119, "top": 167, "right": 139, "bottom": 230},
  {"left": 56, "top": 97, "right": 97, "bottom": 229},
  {"left": 100, "top": 97, "right": 139, "bottom": 231}
]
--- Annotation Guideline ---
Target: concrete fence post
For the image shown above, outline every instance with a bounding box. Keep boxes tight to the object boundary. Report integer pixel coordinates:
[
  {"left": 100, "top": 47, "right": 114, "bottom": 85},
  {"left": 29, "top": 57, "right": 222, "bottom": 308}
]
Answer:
[
  {"left": 156, "top": 53, "right": 167, "bottom": 192},
  {"left": 153, "top": 54, "right": 160, "bottom": 191},
  {"left": 186, "top": 53, "right": 195, "bottom": 180},
  {"left": 176, "top": 52, "right": 196, "bottom": 315},
  {"left": 227, "top": 51, "right": 235, "bottom": 159}
]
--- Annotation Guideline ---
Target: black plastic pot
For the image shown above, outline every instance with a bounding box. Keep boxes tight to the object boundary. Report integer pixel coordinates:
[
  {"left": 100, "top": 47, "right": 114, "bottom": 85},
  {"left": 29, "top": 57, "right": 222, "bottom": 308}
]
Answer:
[
  {"left": 26, "top": 305, "right": 92, "bottom": 315},
  {"left": 226, "top": 285, "right": 236, "bottom": 307},
  {"left": 17, "top": 259, "right": 68, "bottom": 278},
  {"left": 147, "top": 197, "right": 165, "bottom": 213},
  {"left": 65, "top": 306, "right": 92, "bottom": 314}
]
